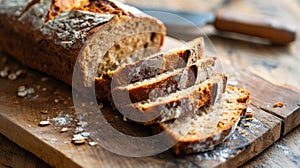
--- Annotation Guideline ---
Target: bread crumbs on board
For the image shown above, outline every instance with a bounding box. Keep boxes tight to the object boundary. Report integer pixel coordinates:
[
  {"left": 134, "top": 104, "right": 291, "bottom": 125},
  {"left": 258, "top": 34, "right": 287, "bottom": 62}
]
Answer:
[
  {"left": 89, "top": 142, "right": 98, "bottom": 146},
  {"left": 244, "top": 123, "right": 250, "bottom": 127},
  {"left": 60, "top": 127, "right": 69, "bottom": 133},
  {"left": 273, "top": 102, "right": 284, "bottom": 108},
  {"left": 241, "top": 130, "right": 247, "bottom": 134},
  {"left": 39, "top": 120, "right": 51, "bottom": 126}
]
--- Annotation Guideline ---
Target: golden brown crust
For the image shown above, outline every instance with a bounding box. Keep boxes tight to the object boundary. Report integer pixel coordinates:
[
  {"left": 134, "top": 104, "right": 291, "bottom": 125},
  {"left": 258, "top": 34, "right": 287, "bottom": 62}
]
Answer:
[{"left": 48, "top": 0, "right": 131, "bottom": 20}]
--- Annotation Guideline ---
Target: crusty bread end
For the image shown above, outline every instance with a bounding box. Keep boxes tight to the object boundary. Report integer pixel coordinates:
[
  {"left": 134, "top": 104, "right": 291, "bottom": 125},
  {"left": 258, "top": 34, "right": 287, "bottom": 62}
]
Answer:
[{"left": 155, "top": 86, "right": 250, "bottom": 155}]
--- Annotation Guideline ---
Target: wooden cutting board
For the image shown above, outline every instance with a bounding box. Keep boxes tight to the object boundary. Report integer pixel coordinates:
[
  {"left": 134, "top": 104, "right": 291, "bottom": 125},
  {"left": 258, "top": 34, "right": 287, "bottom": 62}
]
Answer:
[{"left": 0, "top": 37, "right": 300, "bottom": 167}]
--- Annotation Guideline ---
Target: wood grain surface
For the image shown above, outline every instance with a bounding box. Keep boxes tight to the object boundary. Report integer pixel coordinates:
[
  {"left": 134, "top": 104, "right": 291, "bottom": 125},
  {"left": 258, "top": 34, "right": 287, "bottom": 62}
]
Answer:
[
  {"left": 0, "top": 133, "right": 50, "bottom": 168},
  {"left": 240, "top": 71, "right": 300, "bottom": 135},
  {"left": 1, "top": 0, "right": 300, "bottom": 167}
]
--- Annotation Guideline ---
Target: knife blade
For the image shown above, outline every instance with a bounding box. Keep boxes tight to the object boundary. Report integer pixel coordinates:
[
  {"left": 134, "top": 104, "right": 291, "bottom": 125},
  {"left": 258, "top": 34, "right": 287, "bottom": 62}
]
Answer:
[
  {"left": 133, "top": 6, "right": 296, "bottom": 45},
  {"left": 135, "top": 7, "right": 215, "bottom": 34}
]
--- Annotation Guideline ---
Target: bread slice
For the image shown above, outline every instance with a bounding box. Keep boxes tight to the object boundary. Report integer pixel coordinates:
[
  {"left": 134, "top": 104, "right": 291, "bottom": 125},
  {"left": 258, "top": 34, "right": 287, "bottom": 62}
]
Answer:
[
  {"left": 156, "top": 86, "right": 250, "bottom": 155},
  {"left": 95, "top": 37, "right": 205, "bottom": 101},
  {"left": 111, "top": 57, "right": 216, "bottom": 104},
  {"left": 117, "top": 73, "right": 227, "bottom": 125}
]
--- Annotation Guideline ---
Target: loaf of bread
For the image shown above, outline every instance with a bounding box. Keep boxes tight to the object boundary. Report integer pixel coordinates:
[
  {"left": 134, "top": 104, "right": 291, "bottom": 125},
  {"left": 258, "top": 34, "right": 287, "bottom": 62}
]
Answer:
[
  {"left": 156, "top": 86, "right": 250, "bottom": 155},
  {"left": 0, "top": 0, "right": 166, "bottom": 97},
  {"left": 0, "top": 0, "right": 251, "bottom": 155}
]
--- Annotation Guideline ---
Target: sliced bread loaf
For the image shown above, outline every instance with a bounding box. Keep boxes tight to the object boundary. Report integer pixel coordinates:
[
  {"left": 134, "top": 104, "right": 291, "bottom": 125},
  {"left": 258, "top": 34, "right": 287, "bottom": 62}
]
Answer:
[
  {"left": 156, "top": 86, "right": 250, "bottom": 155},
  {"left": 117, "top": 73, "right": 227, "bottom": 125},
  {"left": 0, "top": 0, "right": 166, "bottom": 98},
  {"left": 95, "top": 37, "right": 204, "bottom": 101},
  {"left": 111, "top": 57, "right": 216, "bottom": 104}
]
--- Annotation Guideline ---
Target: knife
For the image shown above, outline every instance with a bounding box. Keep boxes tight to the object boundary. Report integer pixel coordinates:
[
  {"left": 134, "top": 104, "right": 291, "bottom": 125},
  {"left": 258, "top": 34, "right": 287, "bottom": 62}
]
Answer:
[{"left": 134, "top": 7, "right": 297, "bottom": 45}]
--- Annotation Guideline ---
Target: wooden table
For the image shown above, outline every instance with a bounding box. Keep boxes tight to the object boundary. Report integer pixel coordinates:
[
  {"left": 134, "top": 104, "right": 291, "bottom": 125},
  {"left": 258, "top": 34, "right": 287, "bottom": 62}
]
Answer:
[{"left": 1, "top": 0, "right": 300, "bottom": 167}]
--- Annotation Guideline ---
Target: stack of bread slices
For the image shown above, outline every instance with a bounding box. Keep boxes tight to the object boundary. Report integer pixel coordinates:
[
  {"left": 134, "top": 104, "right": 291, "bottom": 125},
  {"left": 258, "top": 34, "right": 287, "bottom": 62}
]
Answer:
[{"left": 109, "top": 37, "right": 251, "bottom": 155}]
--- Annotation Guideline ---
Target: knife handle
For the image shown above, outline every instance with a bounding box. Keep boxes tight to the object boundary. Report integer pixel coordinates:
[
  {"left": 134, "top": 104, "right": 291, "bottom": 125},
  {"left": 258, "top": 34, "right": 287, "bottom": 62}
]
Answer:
[{"left": 213, "top": 10, "right": 297, "bottom": 45}]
